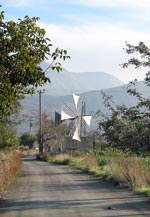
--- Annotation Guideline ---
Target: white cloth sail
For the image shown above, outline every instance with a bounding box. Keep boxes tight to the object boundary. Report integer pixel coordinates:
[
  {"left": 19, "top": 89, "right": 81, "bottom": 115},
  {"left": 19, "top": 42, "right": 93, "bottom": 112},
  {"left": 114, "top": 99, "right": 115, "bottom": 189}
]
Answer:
[
  {"left": 61, "top": 108, "right": 74, "bottom": 121},
  {"left": 83, "top": 115, "right": 92, "bottom": 126},
  {"left": 73, "top": 93, "right": 80, "bottom": 110},
  {"left": 72, "top": 125, "right": 81, "bottom": 141}
]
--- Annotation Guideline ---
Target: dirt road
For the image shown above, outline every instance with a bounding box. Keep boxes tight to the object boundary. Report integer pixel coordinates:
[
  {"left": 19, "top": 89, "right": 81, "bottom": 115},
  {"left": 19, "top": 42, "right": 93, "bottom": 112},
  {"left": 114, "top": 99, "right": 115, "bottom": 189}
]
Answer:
[{"left": 0, "top": 155, "right": 150, "bottom": 217}]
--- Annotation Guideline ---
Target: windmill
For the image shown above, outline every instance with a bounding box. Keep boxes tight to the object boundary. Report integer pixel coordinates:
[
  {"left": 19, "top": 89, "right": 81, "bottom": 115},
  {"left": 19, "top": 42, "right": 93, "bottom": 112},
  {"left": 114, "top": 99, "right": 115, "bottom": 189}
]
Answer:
[{"left": 61, "top": 93, "right": 92, "bottom": 142}]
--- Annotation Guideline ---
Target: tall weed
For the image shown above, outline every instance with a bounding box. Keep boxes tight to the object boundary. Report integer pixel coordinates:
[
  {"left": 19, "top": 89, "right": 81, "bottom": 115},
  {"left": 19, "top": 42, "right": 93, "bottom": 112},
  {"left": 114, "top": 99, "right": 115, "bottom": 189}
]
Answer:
[
  {"left": 0, "top": 151, "right": 22, "bottom": 195},
  {"left": 84, "top": 154, "right": 99, "bottom": 170},
  {"left": 109, "top": 156, "right": 150, "bottom": 190}
]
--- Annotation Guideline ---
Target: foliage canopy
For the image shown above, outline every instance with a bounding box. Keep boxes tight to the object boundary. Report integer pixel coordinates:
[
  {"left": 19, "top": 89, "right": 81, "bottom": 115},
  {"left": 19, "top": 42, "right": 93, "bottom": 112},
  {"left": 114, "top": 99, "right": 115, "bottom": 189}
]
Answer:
[
  {"left": 0, "top": 123, "right": 18, "bottom": 150},
  {"left": 0, "top": 7, "right": 69, "bottom": 150},
  {"left": 19, "top": 132, "right": 37, "bottom": 149},
  {"left": 98, "top": 41, "right": 150, "bottom": 156},
  {"left": 0, "top": 8, "right": 69, "bottom": 118}
]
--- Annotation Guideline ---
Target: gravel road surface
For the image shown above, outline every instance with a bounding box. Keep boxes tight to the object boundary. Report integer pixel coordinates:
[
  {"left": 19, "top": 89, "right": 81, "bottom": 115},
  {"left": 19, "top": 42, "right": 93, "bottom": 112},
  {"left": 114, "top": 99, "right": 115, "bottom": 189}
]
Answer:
[{"left": 0, "top": 155, "right": 150, "bottom": 217}]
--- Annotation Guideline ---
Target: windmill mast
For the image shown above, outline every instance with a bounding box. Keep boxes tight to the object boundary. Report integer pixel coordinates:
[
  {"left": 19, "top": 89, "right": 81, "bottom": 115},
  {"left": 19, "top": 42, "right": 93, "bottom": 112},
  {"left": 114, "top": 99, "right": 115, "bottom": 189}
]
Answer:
[
  {"left": 67, "top": 120, "right": 76, "bottom": 156},
  {"left": 80, "top": 100, "right": 86, "bottom": 138}
]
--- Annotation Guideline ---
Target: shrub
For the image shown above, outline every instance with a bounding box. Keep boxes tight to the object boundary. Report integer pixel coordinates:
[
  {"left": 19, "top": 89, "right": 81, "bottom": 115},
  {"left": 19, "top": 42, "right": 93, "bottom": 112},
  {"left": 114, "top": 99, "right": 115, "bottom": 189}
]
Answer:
[
  {"left": 0, "top": 151, "right": 22, "bottom": 195},
  {"left": 0, "top": 124, "right": 18, "bottom": 150},
  {"left": 19, "top": 132, "right": 36, "bottom": 149}
]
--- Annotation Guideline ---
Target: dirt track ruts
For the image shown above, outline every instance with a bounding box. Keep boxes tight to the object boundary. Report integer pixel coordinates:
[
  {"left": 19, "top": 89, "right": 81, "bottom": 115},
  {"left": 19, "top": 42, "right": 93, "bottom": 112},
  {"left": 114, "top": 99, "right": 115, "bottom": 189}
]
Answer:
[{"left": 0, "top": 155, "right": 150, "bottom": 217}]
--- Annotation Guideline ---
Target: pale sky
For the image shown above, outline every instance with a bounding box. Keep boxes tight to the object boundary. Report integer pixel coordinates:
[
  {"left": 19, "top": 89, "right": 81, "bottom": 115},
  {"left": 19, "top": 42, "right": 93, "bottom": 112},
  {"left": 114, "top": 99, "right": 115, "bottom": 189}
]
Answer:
[{"left": 1, "top": 0, "right": 150, "bottom": 83}]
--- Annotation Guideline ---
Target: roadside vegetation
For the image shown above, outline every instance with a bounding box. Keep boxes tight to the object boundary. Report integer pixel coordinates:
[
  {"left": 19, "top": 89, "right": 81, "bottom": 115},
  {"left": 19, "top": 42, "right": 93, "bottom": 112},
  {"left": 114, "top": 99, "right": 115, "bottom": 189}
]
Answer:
[
  {"left": 43, "top": 149, "right": 150, "bottom": 197},
  {"left": 0, "top": 150, "right": 22, "bottom": 196}
]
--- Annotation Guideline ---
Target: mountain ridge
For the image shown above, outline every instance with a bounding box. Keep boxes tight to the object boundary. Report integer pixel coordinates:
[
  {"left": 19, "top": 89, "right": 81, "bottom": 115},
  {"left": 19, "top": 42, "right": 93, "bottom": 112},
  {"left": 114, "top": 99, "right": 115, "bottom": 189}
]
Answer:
[
  {"left": 41, "top": 62, "right": 124, "bottom": 95},
  {"left": 18, "top": 80, "right": 150, "bottom": 134}
]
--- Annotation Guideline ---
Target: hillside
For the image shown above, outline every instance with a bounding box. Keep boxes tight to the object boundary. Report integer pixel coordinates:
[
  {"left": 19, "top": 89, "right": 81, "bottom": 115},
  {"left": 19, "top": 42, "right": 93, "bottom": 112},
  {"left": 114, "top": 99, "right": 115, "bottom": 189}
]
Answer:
[
  {"left": 18, "top": 81, "right": 150, "bottom": 134},
  {"left": 41, "top": 62, "right": 124, "bottom": 95}
]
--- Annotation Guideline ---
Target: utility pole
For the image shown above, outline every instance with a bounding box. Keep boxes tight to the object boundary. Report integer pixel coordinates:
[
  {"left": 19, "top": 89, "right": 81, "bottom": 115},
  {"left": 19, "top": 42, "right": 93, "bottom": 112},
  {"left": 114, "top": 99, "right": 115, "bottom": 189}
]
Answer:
[
  {"left": 37, "top": 89, "right": 45, "bottom": 155},
  {"left": 29, "top": 116, "right": 33, "bottom": 133}
]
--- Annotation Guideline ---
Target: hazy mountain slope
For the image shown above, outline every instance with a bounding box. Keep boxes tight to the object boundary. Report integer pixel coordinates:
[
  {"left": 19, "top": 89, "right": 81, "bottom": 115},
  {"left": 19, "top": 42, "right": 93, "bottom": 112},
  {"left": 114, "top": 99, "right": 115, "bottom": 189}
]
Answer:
[
  {"left": 41, "top": 62, "right": 124, "bottom": 95},
  {"left": 19, "top": 81, "right": 150, "bottom": 134},
  {"left": 23, "top": 81, "right": 149, "bottom": 115}
]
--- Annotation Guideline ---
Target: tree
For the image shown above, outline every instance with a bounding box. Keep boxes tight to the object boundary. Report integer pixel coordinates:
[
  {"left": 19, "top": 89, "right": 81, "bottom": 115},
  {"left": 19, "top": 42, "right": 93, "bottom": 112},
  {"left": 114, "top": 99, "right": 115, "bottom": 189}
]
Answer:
[
  {"left": 19, "top": 132, "right": 37, "bottom": 149},
  {"left": 99, "top": 99, "right": 150, "bottom": 155},
  {"left": 122, "top": 41, "right": 150, "bottom": 83},
  {"left": 0, "top": 123, "right": 18, "bottom": 150},
  {"left": 39, "top": 113, "right": 68, "bottom": 153},
  {"left": 122, "top": 41, "right": 150, "bottom": 108},
  {"left": 0, "top": 8, "right": 70, "bottom": 118},
  {"left": 98, "top": 41, "right": 150, "bottom": 156}
]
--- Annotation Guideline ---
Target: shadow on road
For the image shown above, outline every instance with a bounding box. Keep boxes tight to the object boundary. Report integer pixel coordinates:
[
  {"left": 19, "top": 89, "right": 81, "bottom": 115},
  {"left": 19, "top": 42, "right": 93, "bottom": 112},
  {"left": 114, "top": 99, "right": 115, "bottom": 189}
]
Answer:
[{"left": 0, "top": 198, "right": 150, "bottom": 217}]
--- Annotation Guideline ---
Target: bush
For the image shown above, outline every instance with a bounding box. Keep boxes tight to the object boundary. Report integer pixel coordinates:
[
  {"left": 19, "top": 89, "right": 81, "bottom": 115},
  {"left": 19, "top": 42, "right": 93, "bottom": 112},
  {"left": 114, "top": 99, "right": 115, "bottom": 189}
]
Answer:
[
  {"left": 19, "top": 132, "right": 36, "bottom": 149},
  {"left": 0, "top": 124, "right": 18, "bottom": 150}
]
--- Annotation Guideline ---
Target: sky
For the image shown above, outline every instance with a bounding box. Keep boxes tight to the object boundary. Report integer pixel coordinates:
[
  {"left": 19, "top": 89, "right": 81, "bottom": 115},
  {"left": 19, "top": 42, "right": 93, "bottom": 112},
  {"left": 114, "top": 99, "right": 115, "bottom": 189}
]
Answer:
[{"left": 1, "top": 0, "right": 150, "bottom": 83}]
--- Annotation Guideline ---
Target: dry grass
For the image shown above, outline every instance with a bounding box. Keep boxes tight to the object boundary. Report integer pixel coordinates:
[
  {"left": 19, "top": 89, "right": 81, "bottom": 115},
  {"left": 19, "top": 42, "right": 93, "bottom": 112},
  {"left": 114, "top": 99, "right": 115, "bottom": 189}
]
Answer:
[
  {"left": 44, "top": 152, "right": 81, "bottom": 162},
  {"left": 109, "top": 156, "right": 150, "bottom": 190},
  {"left": 0, "top": 150, "right": 22, "bottom": 195},
  {"left": 84, "top": 154, "right": 99, "bottom": 170},
  {"left": 54, "top": 153, "right": 71, "bottom": 162}
]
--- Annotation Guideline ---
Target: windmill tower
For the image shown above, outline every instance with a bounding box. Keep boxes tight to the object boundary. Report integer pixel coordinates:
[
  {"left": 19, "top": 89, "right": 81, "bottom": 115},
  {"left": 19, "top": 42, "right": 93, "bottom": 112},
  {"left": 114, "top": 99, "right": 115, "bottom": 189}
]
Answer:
[
  {"left": 80, "top": 100, "right": 86, "bottom": 138},
  {"left": 61, "top": 93, "right": 92, "bottom": 152}
]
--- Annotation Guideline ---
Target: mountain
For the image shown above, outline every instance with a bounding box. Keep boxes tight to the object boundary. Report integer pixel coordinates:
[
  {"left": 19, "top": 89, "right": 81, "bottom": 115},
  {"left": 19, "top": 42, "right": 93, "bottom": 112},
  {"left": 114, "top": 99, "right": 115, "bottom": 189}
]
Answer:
[
  {"left": 21, "top": 83, "right": 139, "bottom": 118},
  {"left": 18, "top": 81, "right": 150, "bottom": 134},
  {"left": 41, "top": 62, "right": 124, "bottom": 95}
]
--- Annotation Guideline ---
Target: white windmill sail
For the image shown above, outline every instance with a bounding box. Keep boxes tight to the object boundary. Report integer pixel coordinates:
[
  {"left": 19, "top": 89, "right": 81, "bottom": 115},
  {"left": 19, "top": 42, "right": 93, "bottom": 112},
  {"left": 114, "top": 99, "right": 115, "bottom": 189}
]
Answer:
[
  {"left": 61, "top": 108, "right": 74, "bottom": 121},
  {"left": 61, "top": 94, "right": 92, "bottom": 142},
  {"left": 83, "top": 115, "right": 92, "bottom": 126},
  {"left": 73, "top": 93, "right": 80, "bottom": 110},
  {"left": 72, "top": 125, "right": 81, "bottom": 141}
]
